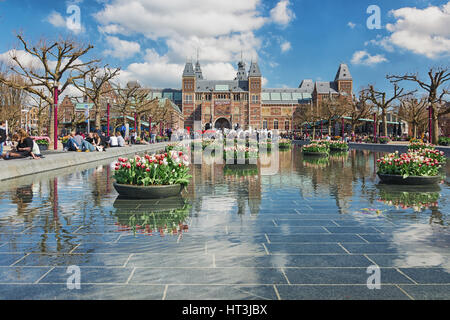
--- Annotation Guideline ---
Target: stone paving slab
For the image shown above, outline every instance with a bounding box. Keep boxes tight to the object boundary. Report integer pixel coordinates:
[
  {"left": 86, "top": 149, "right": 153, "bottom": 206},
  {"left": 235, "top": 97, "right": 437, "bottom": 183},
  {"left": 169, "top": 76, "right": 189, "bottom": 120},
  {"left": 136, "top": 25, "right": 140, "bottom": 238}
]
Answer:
[
  {"left": 0, "top": 284, "right": 166, "bottom": 300},
  {"left": 397, "top": 285, "right": 450, "bottom": 300},
  {"left": 214, "top": 254, "right": 374, "bottom": 268},
  {"left": 275, "top": 284, "right": 411, "bottom": 300},
  {"left": 164, "top": 285, "right": 278, "bottom": 300},
  {"left": 129, "top": 267, "right": 289, "bottom": 285}
]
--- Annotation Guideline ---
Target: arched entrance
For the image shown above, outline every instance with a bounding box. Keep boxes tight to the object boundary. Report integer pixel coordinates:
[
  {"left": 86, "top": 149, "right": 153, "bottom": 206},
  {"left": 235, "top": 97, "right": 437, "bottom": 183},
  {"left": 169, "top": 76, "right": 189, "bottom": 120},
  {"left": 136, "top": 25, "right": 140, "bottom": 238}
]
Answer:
[{"left": 214, "top": 118, "right": 231, "bottom": 130}]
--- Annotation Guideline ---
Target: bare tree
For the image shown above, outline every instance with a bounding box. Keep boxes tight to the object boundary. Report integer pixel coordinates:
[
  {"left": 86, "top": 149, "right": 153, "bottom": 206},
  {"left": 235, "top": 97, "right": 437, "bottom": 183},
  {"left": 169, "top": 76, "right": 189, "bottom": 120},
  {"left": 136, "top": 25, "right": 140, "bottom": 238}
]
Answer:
[
  {"left": 72, "top": 66, "right": 120, "bottom": 129},
  {"left": 397, "top": 95, "right": 428, "bottom": 139},
  {"left": 293, "top": 102, "right": 320, "bottom": 138},
  {"left": 387, "top": 67, "right": 450, "bottom": 143},
  {"left": 319, "top": 94, "right": 349, "bottom": 136},
  {"left": 363, "top": 83, "right": 415, "bottom": 137},
  {"left": 0, "top": 34, "right": 99, "bottom": 147},
  {"left": 28, "top": 90, "right": 52, "bottom": 135},
  {"left": 347, "top": 91, "right": 374, "bottom": 139},
  {"left": 0, "top": 71, "right": 28, "bottom": 132}
]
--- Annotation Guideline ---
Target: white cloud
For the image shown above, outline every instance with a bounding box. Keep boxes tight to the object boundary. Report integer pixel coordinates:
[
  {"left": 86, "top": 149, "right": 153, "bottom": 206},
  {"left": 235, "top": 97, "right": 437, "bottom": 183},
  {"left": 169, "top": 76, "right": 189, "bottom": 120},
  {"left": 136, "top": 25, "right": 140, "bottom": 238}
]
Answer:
[
  {"left": 103, "top": 36, "right": 141, "bottom": 60},
  {"left": 45, "top": 10, "right": 84, "bottom": 34},
  {"left": 280, "top": 41, "right": 292, "bottom": 53},
  {"left": 347, "top": 22, "right": 356, "bottom": 29},
  {"left": 365, "top": 36, "right": 395, "bottom": 52},
  {"left": 0, "top": 50, "right": 42, "bottom": 69},
  {"left": 261, "top": 77, "right": 268, "bottom": 87},
  {"left": 369, "top": 2, "right": 450, "bottom": 59},
  {"left": 46, "top": 11, "right": 66, "bottom": 28},
  {"left": 95, "top": 0, "right": 266, "bottom": 39},
  {"left": 94, "top": 0, "right": 294, "bottom": 88},
  {"left": 270, "top": 0, "right": 296, "bottom": 27},
  {"left": 351, "top": 50, "right": 388, "bottom": 66}
]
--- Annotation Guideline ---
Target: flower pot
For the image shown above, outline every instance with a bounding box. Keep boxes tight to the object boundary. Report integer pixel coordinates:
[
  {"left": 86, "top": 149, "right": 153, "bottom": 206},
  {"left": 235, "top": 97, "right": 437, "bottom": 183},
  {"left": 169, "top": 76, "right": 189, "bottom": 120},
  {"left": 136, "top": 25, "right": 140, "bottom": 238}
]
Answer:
[
  {"left": 38, "top": 144, "right": 48, "bottom": 151},
  {"left": 330, "top": 146, "right": 349, "bottom": 152},
  {"left": 377, "top": 173, "right": 442, "bottom": 185},
  {"left": 113, "top": 182, "right": 184, "bottom": 199}
]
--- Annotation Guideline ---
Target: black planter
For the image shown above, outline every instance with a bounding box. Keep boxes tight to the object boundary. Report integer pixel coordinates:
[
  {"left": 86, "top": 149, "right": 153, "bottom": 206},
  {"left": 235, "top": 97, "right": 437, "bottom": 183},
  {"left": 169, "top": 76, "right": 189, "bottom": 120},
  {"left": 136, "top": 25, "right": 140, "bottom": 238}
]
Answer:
[
  {"left": 37, "top": 144, "right": 49, "bottom": 151},
  {"left": 302, "top": 151, "right": 329, "bottom": 157},
  {"left": 377, "top": 173, "right": 442, "bottom": 185},
  {"left": 113, "top": 182, "right": 183, "bottom": 199},
  {"left": 330, "top": 147, "right": 349, "bottom": 152}
]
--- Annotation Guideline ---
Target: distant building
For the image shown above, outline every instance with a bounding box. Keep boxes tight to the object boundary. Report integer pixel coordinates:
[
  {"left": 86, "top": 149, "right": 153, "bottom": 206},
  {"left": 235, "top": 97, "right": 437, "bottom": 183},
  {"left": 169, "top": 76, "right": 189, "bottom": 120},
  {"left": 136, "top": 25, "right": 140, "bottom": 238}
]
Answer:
[{"left": 182, "top": 59, "right": 353, "bottom": 131}]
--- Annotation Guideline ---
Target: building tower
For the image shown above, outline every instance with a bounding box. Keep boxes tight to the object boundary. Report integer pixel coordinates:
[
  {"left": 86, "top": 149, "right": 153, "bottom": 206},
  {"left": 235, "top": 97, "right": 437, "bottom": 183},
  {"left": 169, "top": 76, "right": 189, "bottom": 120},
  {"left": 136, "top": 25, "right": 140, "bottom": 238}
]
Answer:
[
  {"left": 195, "top": 60, "right": 203, "bottom": 80},
  {"left": 182, "top": 61, "right": 196, "bottom": 130},
  {"left": 248, "top": 61, "right": 262, "bottom": 130},
  {"left": 334, "top": 63, "right": 353, "bottom": 99},
  {"left": 236, "top": 60, "right": 247, "bottom": 81}
]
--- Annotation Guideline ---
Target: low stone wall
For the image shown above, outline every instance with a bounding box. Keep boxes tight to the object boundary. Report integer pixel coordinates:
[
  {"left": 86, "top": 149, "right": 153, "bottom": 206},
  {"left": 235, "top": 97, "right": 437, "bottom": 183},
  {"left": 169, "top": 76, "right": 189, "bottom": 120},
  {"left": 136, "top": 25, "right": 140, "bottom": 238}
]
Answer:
[
  {"left": 293, "top": 140, "right": 450, "bottom": 157},
  {"left": 0, "top": 142, "right": 173, "bottom": 182}
]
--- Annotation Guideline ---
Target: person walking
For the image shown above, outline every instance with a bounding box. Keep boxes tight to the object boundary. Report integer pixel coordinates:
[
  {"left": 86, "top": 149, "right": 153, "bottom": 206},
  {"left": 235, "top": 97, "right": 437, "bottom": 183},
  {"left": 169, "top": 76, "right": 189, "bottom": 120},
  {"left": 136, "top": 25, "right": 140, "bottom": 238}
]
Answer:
[{"left": 0, "top": 121, "right": 6, "bottom": 156}]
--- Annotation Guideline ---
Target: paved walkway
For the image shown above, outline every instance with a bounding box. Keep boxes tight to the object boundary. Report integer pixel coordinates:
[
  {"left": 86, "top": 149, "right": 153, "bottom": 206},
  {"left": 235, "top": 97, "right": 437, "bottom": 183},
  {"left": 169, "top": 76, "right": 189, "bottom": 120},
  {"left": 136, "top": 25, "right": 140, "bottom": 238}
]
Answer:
[{"left": 0, "top": 142, "right": 175, "bottom": 182}]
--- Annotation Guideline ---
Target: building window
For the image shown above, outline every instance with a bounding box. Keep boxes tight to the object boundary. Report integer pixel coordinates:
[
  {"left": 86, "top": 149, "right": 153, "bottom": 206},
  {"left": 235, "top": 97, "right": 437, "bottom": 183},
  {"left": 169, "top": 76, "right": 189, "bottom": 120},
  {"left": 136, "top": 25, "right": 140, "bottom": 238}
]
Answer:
[
  {"left": 251, "top": 95, "right": 259, "bottom": 104},
  {"left": 196, "top": 93, "right": 202, "bottom": 100},
  {"left": 251, "top": 81, "right": 260, "bottom": 90},
  {"left": 233, "top": 94, "right": 240, "bottom": 101},
  {"left": 263, "top": 120, "right": 268, "bottom": 129},
  {"left": 274, "top": 119, "right": 279, "bottom": 130},
  {"left": 184, "top": 94, "right": 193, "bottom": 104},
  {"left": 285, "top": 120, "right": 290, "bottom": 131},
  {"left": 205, "top": 94, "right": 212, "bottom": 101}
]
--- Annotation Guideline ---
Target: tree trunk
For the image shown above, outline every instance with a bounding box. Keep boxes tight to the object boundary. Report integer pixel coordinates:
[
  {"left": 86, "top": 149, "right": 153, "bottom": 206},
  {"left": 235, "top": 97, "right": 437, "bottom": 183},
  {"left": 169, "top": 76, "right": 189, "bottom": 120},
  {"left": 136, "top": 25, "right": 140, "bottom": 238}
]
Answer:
[
  {"left": 432, "top": 104, "right": 439, "bottom": 144},
  {"left": 49, "top": 106, "right": 55, "bottom": 149},
  {"left": 382, "top": 111, "right": 388, "bottom": 137},
  {"left": 137, "top": 115, "right": 142, "bottom": 137},
  {"left": 413, "top": 124, "right": 417, "bottom": 139},
  {"left": 95, "top": 109, "right": 101, "bottom": 131},
  {"left": 351, "top": 124, "right": 356, "bottom": 142},
  {"left": 328, "top": 124, "right": 331, "bottom": 136}
]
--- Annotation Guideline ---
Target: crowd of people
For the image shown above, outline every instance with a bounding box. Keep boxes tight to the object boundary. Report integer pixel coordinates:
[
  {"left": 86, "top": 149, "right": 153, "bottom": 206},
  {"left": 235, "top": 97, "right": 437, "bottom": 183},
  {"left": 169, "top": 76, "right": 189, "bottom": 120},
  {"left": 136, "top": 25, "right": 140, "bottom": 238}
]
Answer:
[{"left": 1, "top": 125, "right": 42, "bottom": 160}]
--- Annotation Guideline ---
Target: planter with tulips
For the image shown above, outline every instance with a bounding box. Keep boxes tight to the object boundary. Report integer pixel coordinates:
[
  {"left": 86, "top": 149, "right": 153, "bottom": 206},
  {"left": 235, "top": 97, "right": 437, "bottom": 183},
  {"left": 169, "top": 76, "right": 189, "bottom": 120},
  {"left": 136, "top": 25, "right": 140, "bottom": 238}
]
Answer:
[
  {"left": 329, "top": 141, "right": 349, "bottom": 152},
  {"left": 113, "top": 151, "right": 192, "bottom": 199},
  {"left": 302, "top": 143, "right": 329, "bottom": 157},
  {"left": 377, "top": 151, "right": 445, "bottom": 185},
  {"left": 278, "top": 139, "right": 292, "bottom": 150},
  {"left": 223, "top": 146, "right": 259, "bottom": 164}
]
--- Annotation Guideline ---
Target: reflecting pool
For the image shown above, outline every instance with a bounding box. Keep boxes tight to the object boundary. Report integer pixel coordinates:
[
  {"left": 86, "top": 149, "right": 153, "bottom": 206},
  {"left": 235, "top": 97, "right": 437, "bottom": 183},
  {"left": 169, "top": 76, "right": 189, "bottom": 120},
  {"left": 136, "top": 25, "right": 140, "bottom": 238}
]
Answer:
[{"left": 0, "top": 147, "right": 449, "bottom": 300}]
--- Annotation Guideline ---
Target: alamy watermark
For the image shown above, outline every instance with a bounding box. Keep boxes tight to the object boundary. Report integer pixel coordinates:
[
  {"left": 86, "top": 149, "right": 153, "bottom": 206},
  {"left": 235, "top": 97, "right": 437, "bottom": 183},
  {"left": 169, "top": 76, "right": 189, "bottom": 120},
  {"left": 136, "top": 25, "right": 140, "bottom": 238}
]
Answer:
[
  {"left": 66, "top": 265, "right": 81, "bottom": 290},
  {"left": 366, "top": 5, "right": 382, "bottom": 30},
  {"left": 367, "top": 265, "right": 381, "bottom": 290},
  {"left": 66, "top": 4, "right": 82, "bottom": 33}
]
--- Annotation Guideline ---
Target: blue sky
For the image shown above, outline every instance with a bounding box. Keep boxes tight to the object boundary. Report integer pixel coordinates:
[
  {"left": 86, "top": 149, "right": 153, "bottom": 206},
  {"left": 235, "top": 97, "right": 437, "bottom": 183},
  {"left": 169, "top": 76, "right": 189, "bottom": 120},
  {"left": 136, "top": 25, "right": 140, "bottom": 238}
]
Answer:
[{"left": 0, "top": 0, "right": 449, "bottom": 97}]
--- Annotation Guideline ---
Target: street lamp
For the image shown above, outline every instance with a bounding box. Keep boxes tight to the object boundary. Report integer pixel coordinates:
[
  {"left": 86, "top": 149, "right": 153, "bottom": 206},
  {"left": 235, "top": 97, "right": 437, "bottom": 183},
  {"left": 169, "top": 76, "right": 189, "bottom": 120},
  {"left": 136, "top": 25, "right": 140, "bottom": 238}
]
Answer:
[
  {"left": 53, "top": 81, "right": 60, "bottom": 150},
  {"left": 373, "top": 112, "right": 377, "bottom": 143},
  {"left": 107, "top": 99, "right": 111, "bottom": 137}
]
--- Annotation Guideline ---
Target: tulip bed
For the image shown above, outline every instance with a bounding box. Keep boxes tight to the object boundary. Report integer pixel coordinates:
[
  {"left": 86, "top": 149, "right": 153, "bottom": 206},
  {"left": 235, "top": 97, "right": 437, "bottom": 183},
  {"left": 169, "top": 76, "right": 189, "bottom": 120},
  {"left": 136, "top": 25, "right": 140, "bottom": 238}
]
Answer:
[
  {"left": 224, "top": 146, "right": 259, "bottom": 161},
  {"left": 377, "top": 151, "right": 444, "bottom": 178},
  {"left": 418, "top": 148, "right": 446, "bottom": 164},
  {"left": 113, "top": 151, "right": 192, "bottom": 186},
  {"left": 329, "top": 141, "right": 349, "bottom": 151},
  {"left": 408, "top": 142, "right": 435, "bottom": 151},
  {"left": 278, "top": 139, "right": 292, "bottom": 149},
  {"left": 302, "top": 143, "right": 329, "bottom": 154}
]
